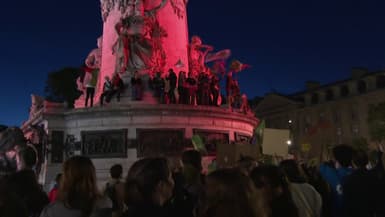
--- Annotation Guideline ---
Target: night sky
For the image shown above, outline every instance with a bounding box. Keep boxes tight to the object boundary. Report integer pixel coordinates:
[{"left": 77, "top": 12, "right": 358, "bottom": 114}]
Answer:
[{"left": 1, "top": 0, "right": 385, "bottom": 126}]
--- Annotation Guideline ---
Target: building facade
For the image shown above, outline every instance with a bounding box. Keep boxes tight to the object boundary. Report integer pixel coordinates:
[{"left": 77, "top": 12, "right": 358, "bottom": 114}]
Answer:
[{"left": 254, "top": 69, "right": 385, "bottom": 159}]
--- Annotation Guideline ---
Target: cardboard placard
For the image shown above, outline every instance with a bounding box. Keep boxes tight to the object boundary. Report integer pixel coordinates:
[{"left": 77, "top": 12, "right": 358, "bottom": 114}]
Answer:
[{"left": 262, "top": 128, "right": 290, "bottom": 157}]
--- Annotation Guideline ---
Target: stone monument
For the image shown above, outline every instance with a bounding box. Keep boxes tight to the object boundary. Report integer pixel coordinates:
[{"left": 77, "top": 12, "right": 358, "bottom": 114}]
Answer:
[{"left": 21, "top": 0, "right": 259, "bottom": 188}]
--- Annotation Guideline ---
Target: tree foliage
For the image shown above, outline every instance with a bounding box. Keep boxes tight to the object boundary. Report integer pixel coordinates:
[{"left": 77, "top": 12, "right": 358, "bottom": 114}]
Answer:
[
  {"left": 368, "top": 102, "right": 385, "bottom": 143},
  {"left": 351, "top": 137, "right": 369, "bottom": 152},
  {"left": 44, "top": 67, "right": 83, "bottom": 108}
]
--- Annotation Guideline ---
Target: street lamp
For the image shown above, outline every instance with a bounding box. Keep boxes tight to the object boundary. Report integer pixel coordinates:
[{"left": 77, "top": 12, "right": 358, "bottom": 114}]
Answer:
[{"left": 287, "top": 140, "right": 292, "bottom": 146}]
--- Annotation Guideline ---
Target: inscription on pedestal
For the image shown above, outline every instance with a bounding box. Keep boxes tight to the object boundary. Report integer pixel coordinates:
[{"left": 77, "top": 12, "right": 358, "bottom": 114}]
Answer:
[
  {"left": 136, "top": 129, "right": 185, "bottom": 157},
  {"left": 193, "top": 129, "right": 229, "bottom": 156},
  {"left": 81, "top": 129, "right": 127, "bottom": 158}
]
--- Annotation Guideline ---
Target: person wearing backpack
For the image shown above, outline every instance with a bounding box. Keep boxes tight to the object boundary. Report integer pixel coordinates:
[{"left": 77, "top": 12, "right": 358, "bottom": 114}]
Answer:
[{"left": 104, "top": 164, "right": 125, "bottom": 217}]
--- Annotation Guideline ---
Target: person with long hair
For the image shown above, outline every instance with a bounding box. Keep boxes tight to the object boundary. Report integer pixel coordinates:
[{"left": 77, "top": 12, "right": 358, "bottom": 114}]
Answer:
[
  {"left": 40, "top": 156, "right": 112, "bottom": 217},
  {"left": 121, "top": 157, "right": 174, "bottom": 217},
  {"left": 250, "top": 165, "right": 299, "bottom": 217},
  {"left": 279, "top": 160, "right": 322, "bottom": 217},
  {"left": 198, "top": 168, "right": 267, "bottom": 217}
]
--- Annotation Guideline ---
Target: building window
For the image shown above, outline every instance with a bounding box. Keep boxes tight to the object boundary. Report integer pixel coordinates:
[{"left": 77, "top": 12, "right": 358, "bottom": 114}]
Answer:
[
  {"left": 351, "top": 124, "right": 359, "bottom": 134},
  {"left": 333, "top": 111, "right": 340, "bottom": 123},
  {"left": 325, "top": 89, "right": 334, "bottom": 101},
  {"left": 319, "top": 112, "right": 325, "bottom": 121},
  {"left": 295, "top": 96, "right": 305, "bottom": 103},
  {"left": 304, "top": 116, "right": 311, "bottom": 134},
  {"left": 357, "top": 80, "right": 367, "bottom": 94},
  {"left": 311, "top": 93, "right": 319, "bottom": 104},
  {"left": 351, "top": 110, "right": 357, "bottom": 121},
  {"left": 340, "top": 85, "right": 349, "bottom": 97},
  {"left": 376, "top": 75, "right": 385, "bottom": 88},
  {"left": 337, "top": 127, "right": 342, "bottom": 136}
]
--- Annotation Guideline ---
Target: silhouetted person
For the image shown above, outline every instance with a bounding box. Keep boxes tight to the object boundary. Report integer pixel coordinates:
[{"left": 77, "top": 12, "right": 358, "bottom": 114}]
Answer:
[
  {"left": 131, "top": 71, "right": 143, "bottom": 100},
  {"left": 121, "top": 158, "right": 174, "bottom": 217},
  {"left": 319, "top": 144, "right": 353, "bottom": 217},
  {"left": 40, "top": 156, "right": 112, "bottom": 217},
  {"left": 100, "top": 76, "right": 113, "bottom": 106},
  {"left": 167, "top": 69, "right": 177, "bottom": 104},
  {"left": 343, "top": 150, "right": 375, "bottom": 217},
  {"left": 104, "top": 164, "right": 125, "bottom": 217}
]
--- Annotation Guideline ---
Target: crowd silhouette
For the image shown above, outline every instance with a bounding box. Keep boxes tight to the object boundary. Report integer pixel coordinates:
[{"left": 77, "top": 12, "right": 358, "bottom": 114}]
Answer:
[{"left": 1, "top": 126, "right": 385, "bottom": 217}]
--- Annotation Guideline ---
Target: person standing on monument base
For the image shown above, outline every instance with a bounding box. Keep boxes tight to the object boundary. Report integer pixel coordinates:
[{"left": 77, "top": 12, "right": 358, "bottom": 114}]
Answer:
[
  {"left": 185, "top": 72, "right": 197, "bottom": 105},
  {"left": 84, "top": 36, "right": 102, "bottom": 107},
  {"left": 84, "top": 67, "right": 99, "bottom": 107},
  {"left": 178, "top": 71, "right": 187, "bottom": 104},
  {"left": 112, "top": 72, "right": 125, "bottom": 102},
  {"left": 131, "top": 71, "right": 143, "bottom": 100},
  {"left": 100, "top": 76, "right": 113, "bottom": 106},
  {"left": 166, "top": 68, "right": 177, "bottom": 104}
]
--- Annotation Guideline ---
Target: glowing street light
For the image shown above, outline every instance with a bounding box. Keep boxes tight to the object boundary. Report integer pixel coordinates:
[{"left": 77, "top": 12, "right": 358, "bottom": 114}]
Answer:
[{"left": 286, "top": 140, "right": 292, "bottom": 146}]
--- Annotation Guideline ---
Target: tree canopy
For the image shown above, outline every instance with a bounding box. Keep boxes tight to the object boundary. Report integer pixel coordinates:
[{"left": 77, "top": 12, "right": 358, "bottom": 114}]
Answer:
[
  {"left": 368, "top": 101, "right": 385, "bottom": 144},
  {"left": 44, "top": 67, "right": 83, "bottom": 108}
]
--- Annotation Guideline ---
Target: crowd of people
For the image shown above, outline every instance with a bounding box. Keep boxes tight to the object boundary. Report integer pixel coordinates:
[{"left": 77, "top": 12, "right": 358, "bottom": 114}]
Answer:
[
  {"left": 148, "top": 69, "right": 248, "bottom": 111},
  {"left": 96, "top": 67, "right": 249, "bottom": 113},
  {"left": 1, "top": 126, "right": 384, "bottom": 217}
]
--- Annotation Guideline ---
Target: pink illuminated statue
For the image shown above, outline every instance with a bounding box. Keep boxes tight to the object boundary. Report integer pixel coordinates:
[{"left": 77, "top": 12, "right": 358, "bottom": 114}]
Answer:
[
  {"left": 101, "top": 0, "right": 145, "bottom": 22},
  {"left": 85, "top": 36, "right": 103, "bottom": 69},
  {"left": 113, "top": 16, "right": 152, "bottom": 73},
  {"left": 145, "top": 15, "right": 167, "bottom": 75},
  {"left": 188, "top": 36, "right": 213, "bottom": 76},
  {"left": 111, "top": 0, "right": 168, "bottom": 74},
  {"left": 188, "top": 36, "right": 231, "bottom": 76},
  {"left": 77, "top": 36, "right": 102, "bottom": 92}
]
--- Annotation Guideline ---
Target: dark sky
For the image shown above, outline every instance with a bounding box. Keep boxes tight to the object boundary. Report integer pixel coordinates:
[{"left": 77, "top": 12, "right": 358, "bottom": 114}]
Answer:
[{"left": 1, "top": 0, "right": 385, "bottom": 126}]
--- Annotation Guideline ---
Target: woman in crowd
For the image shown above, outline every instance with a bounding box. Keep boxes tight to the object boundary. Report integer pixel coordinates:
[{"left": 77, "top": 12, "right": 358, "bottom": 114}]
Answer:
[
  {"left": 199, "top": 168, "right": 267, "bottom": 217},
  {"left": 39, "top": 156, "right": 112, "bottom": 217},
  {"left": 250, "top": 165, "right": 299, "bottom": 217},
  {"left": 121, "top": 157, "right": 174, "bottom": 217},
  {"left": 48, "top": 173, "right": 62, "bottom": 202},
  {"left": 279, "top": 160, "right": 322, "bottom": 217}
]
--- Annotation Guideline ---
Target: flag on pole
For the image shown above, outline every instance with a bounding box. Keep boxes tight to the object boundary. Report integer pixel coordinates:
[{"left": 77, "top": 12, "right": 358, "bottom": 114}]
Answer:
[
  {"left": 191, "top": 135, "right": 207, "bottom": 154},
  {"left": 254, "top": 120, "right": 266, "bottom": 144},
  {"left": 230, "top": 60, "right": 251, "bottom": 73},
  {"left": 251, "top": 120, "right": 265, "bottom": 145}
]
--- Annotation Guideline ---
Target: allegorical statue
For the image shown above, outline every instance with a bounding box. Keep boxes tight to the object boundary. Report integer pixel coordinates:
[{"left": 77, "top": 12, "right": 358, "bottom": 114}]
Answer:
[
  {"left": 29, "top": 94, "right": 44, "bottom": 120},
  {"left": 188, "top": 35, "right": 231, "bottom": 76},
  {"left": 75, "top": 36, "right": 102, "bottom": 107},
  {"left": 85, "top": 36, "right": 103, "bottom": 69},
  {"left": 113, "top": 16, "right": 152, "bottom": 73},
  {"left": 111, "top": 0, "right": 167, "bottom": 74}
]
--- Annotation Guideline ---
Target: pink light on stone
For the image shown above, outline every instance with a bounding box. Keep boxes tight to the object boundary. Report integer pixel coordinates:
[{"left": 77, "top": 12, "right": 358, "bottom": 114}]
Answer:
[{"left": 93, "top": 0, "right": 190, "bottom": 105}]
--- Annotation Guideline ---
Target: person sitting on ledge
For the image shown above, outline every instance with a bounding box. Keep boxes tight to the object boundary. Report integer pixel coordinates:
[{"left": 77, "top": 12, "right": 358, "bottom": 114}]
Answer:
[
  {"left": 151, "top": 72, "right": 165, "bottom": 104},
  {"left": 100, "top": 76, "right": 113, "bottom": 106}
]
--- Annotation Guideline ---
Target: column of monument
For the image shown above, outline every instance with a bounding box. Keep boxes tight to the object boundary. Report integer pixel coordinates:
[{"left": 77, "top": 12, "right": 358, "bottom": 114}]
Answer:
[{"left": 94, "top": 0, "right": 190, "bottom": 104}]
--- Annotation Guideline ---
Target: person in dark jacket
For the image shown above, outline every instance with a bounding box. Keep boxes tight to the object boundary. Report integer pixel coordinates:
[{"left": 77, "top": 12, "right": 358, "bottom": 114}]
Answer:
[
  {"left": 166, "top": 69, "right": 177, "bottom": 104},
  {"left": 0, "top": 176, "right": 28, "bottom": 217},
  {"left": 369, "top": 146, "right": 385, "bottom": 217},
  {"left": 250, "top": 165, "right": 299, "bottom": 217},
  {"left": 0, "top": 127, "right": 49, "bottom": 217},
  {"left": 121, "top": 157, "right": 174, "bottom": 217},
  {"left": 343, "top": 150, "right": 375, "bottom": 217}
]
